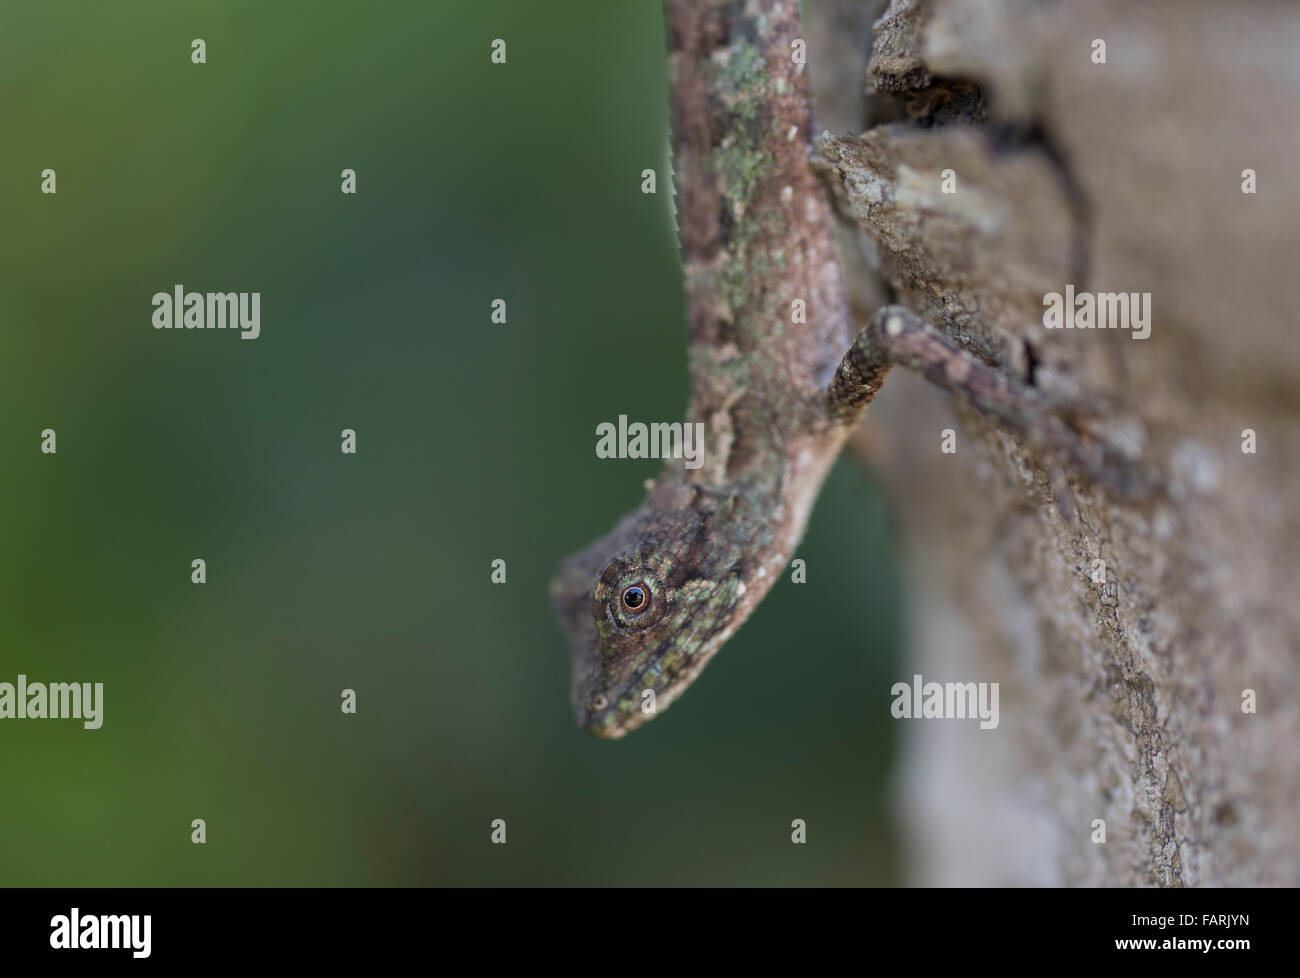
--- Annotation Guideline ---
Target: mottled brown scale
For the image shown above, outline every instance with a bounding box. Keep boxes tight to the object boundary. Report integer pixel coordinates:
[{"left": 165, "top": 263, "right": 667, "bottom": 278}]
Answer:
[
  {"left": 552, "top": 0, "right": 1131, "bottom": 738},
  {"left": 667, "top": 0, "right": 855, "bottom": 450},
  {"left": 553, "top": 0, "right": 857, "bottom": 739}
]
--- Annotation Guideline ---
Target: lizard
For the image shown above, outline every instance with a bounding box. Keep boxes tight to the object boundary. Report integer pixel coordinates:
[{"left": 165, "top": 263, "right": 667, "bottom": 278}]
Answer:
[{"left": 551, "top": 0, "right": 1140, "bottom": 739}]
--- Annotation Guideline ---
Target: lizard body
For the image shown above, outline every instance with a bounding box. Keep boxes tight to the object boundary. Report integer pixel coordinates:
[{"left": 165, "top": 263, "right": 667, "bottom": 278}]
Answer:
[
  {"left": 551, "top": 0, "right": 855, "bottom": 738},
  {"left": 551, "top": 0, "right": 1132, "bottom": 738}
]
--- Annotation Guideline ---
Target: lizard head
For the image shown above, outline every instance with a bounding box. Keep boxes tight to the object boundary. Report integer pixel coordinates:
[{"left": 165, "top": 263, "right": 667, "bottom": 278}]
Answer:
[{"left": 551, "top": 489, "right": 753, "bottom": 738}]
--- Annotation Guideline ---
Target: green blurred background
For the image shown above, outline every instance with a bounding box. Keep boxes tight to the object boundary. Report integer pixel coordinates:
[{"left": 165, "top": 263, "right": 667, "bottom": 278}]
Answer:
[{"left": 0, "top": 0, "right": 901, "bottom": 886}]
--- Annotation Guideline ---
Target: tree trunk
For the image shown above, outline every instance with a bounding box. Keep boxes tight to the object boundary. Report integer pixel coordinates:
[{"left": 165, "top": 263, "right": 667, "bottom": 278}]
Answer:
[{"left": 807, "top": 0, "right": 1300, "bottom": 886}]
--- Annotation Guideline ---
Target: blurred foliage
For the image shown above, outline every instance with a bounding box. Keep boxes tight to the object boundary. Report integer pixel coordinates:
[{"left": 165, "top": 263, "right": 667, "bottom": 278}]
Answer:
[{"left": 0, "top": 0, "right": 901, "bottom": 885}]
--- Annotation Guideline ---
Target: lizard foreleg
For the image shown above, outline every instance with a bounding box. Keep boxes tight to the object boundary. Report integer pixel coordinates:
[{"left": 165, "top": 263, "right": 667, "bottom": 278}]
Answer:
[{"left": 829, "top": 305, "right": 1154, "bottom": 501}]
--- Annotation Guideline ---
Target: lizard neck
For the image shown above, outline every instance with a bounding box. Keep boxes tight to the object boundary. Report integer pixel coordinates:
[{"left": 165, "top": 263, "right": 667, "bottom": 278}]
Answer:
[{"left": 667, "top": 0, "right": 854, "bottom": 489}]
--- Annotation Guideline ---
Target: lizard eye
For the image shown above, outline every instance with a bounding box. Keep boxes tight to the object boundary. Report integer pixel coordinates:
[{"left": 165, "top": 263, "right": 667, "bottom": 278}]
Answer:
[{"left": 620, "top": 582, "right": 651, "bottom": 614}]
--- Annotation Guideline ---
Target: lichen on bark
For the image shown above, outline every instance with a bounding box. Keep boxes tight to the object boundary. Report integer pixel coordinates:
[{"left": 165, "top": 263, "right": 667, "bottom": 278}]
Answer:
[{"left": 808, "top": 0, "right": 1300, "bottom": 886}]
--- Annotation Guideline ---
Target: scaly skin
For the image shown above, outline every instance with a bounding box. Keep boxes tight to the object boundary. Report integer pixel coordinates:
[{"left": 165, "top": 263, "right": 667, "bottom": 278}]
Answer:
[
  {"left": 551, "top": 0, "right": 855, "bottom": 738},
  {"left": 551, "top": 0, "right": 1152, "bottom": 739}
]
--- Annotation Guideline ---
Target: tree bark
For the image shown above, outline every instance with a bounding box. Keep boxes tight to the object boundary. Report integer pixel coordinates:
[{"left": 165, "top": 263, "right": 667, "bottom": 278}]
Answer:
[{"left": 807, "top": 0, "right": 1300, "bottom": 886}]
